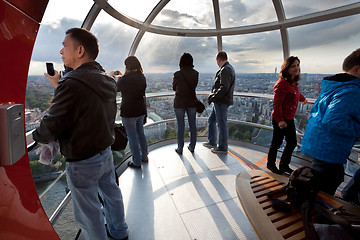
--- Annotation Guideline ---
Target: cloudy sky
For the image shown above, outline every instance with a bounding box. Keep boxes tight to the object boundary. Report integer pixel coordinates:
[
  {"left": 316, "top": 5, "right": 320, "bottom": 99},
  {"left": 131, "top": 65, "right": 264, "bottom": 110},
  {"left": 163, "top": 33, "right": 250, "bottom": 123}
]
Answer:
[{"left": 29, "top": 0, "right": 360, "bottom": 75}]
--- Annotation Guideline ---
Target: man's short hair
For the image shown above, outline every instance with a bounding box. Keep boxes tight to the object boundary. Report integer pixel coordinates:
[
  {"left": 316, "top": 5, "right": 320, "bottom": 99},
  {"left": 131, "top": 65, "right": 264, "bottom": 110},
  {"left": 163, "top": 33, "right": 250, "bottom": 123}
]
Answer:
[
  {"left": 343, "top": 48, "right": 360, "bottom": 72},
  {"left": 65, "top": 28, "right": 99, "bottom": 60},
  {"left": 216, "top": 51, "right": 227, "bottom": 61}
]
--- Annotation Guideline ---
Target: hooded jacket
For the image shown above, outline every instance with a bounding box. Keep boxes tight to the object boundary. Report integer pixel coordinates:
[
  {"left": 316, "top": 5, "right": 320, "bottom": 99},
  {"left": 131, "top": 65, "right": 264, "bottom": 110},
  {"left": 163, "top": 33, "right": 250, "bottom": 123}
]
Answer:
[
  {"left": 172, "top": 67, "right": 199, "bottom": 108},
  {"left": 301, "top": 73, "right": 360, "bottom": 164},
  {"left": 33, "top": 61, "right": 117, "bottom": 161}
]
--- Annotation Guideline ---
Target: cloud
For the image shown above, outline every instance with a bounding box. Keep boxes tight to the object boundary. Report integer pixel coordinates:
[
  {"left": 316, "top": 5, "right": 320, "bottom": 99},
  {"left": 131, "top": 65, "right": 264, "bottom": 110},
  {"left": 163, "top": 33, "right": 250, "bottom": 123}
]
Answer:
[
  {"left": 153, "top": 9, "right": 213, "bottom": 29},
  {"left": 32, "top": 18, "right": 82, "bottom": 62},
  {"left": 29, "top": 1, "right": 360, "bottom": 75},
  {"left": 289, "top": 15, "right": 360, "bottom": 50}
]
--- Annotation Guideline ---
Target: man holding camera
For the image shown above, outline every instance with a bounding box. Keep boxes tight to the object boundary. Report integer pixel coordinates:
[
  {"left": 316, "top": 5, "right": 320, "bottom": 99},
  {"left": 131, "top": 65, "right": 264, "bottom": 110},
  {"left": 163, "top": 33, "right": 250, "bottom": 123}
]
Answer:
[{"left": 33, "top": 28, "right": 128, "bottom": 240}]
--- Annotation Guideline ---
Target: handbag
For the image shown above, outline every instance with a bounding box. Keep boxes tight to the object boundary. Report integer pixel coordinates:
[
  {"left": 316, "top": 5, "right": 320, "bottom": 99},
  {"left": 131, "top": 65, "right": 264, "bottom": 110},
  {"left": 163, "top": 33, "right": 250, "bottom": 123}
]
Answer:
[
  {"left": 195, "top": 98, "right": 205, "bottom": 113},
  {"left": 111, "top": 123, "right": 128, "bottom": 151}
]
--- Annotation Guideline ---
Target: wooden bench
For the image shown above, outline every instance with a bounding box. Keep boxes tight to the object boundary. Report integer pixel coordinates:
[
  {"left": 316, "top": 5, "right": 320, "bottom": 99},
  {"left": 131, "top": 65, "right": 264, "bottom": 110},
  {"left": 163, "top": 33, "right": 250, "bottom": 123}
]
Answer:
[{"left": 235, "top": 170, "right": 360, "bottom": 240}]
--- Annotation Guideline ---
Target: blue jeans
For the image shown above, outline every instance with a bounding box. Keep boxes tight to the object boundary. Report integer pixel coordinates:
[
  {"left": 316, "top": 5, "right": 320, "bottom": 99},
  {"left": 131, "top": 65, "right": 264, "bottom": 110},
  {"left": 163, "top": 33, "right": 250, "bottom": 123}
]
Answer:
[
  {"left": 122, "top": 115, "right": 148, "bottom": 166},
  {"left": 208, "top": 102, "right": 229, "bottom": 151},
  {"left": 66, "top": 148, "right": 128, "bottom": 240},
  {"left": 174, "top": 107, "right": 197, "bottom": 151},
  {"left": 342, "top": 168, "right": 360, "bottom": 205}
]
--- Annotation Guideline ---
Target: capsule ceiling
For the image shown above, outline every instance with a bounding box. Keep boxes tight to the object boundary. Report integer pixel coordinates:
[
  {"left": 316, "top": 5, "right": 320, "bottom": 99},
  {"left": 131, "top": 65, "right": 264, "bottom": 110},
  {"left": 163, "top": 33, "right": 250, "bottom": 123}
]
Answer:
[{"left": 30, "top": 0, "right": 360, "bottom": 74}]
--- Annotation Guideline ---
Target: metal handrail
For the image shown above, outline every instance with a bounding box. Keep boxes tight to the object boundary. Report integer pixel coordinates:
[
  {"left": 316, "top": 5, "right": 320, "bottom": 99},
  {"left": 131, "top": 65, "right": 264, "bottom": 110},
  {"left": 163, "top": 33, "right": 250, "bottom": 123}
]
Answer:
[
  {"left": 41, "top": 117, "right": 273, "bottom": 227},
  {"left": 26, "top": 92, "right": 357, "bottom": 228},
  {"left": 49, "top": 191, "right": 71, "bottom": 225},
  {"left": 117, "top": 91, "right": 317, "bottom": 104}
]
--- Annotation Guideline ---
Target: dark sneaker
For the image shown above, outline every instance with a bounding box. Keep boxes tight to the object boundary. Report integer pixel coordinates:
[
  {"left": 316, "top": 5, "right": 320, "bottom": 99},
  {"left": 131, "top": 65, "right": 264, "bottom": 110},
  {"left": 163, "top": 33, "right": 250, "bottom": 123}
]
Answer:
[
  {"left": 267, "top": 164, "right": 281, "bottom": 174},
  {"left": 187, "top": 146, "right": 194, "bottom": 153},
  {"left": 279, "top": 166, "right": 294, "bottom": 174},
  {"left": 203, "top": 142, "right": 216, "bottom": 149},
  {"left": 128, "top": 161, "right": 141, "bottom": 169},
  {"left": 211, "top": 147, "right": 227, "bottom": 154},
  {"left": 175, "top": 148, "right": 182, "bottom": 154}
]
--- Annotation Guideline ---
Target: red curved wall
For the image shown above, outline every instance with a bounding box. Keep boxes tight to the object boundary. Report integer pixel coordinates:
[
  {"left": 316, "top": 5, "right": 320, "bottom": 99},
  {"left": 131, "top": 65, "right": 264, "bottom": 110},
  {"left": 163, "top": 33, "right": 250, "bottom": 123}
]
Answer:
[{"left": 0, "top": 0, "right": 60, "bottom": 239}]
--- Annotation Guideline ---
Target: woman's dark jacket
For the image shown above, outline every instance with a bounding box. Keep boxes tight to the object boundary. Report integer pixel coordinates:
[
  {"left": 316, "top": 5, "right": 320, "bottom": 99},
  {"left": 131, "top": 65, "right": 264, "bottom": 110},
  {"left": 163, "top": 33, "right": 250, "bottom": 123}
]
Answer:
[
  {"left": 172, "top": 67, "right": 199, "bottom": 108},
  {"left": 117, "top": 72, "right": 147, "bottom": 117},
  {"left": 32, "top": 61, "right": 117, "bottom": 161}
]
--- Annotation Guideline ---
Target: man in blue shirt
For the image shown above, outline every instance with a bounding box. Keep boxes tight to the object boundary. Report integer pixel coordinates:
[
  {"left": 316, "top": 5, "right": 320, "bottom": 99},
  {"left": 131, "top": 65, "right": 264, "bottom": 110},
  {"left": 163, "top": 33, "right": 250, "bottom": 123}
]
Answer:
[{"left": 301, "top": 48, "right": 360, "bottom": 195}]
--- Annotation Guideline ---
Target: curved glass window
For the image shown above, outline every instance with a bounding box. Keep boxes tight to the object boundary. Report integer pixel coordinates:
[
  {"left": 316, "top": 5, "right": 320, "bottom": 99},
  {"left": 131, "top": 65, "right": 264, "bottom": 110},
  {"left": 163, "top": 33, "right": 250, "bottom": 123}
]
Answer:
[
  {"left": 108, "top": 0, "right": 160, "bottom": 21},
  {"left": 222, "top": 31, "right": 283, "bottom": 73},
  {"left": 288, "top": 14, "right": 360, "bottom": 74},
  {"left": 135, "top": 32, "right": 219, "bottom": 73},
  {"left": 91, "top": 10, "right": 138, "bottom": 72},
  {"left": 219, "top": 0, "right": 277, "bottom": 28},
  {"left": 282, "top": 0, "right": 360, "bottom": 18},
  {"left": 152, "top": 0, "right": 215, "bottom": 29},
  {"left": 29, "top": 0, "right": 93, "bottom": 75}
]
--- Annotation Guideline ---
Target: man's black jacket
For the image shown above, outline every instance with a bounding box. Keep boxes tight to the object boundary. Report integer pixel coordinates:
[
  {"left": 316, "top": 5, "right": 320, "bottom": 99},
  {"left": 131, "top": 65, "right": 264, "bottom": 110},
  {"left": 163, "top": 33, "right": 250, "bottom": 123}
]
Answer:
[
  {"left": 33, "top": 61, "right": 117, "bottom": 161},
  {"left": 208, "top": 62, "right": 235, "bottom": 105}
]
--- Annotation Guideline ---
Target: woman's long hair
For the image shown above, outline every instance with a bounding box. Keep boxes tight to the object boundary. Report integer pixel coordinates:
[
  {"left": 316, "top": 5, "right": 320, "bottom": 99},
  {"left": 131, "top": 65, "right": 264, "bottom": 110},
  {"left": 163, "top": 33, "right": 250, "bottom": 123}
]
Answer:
[
  {"left": 179, "top": 52, "right": 194, "bottom": 69},
  {"left": 279, "top": 56, "right": 301, "bottom": 85},
  {"left": 125, "top": 56, "right": 143, "bottom": 74}
]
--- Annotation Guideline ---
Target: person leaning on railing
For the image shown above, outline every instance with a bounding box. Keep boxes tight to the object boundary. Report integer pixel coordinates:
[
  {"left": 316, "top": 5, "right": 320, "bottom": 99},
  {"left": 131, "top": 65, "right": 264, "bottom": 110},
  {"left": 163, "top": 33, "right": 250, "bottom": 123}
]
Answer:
[{"left": 301, "top": 48, "right": 360, "bottom": 196}]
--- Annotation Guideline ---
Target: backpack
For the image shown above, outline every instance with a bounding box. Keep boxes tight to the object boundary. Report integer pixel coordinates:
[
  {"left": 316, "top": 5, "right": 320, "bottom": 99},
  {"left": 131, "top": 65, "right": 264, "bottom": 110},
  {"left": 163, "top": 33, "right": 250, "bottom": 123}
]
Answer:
[
  {"left": 267, "top": 166, "right": 360, "bottom": 239},
  {"left": 267, "top": 166, "right": 321, "bottom": 212}
]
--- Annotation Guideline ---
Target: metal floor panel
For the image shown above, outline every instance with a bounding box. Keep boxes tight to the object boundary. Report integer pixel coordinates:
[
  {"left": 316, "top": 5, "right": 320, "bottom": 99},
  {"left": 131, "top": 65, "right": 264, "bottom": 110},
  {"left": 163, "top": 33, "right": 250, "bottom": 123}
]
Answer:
[
  {"left": 181, "top": 197, "right": 258, "bottom": 240},
  {"left": 163, "top": 164, "right": 245, "bottom": 214},
  {"left": 119, "top": 142, "right": 262, "bottom": 240},
  {"left": 118, "top": 156, "right": 191, "bottom": 240}
]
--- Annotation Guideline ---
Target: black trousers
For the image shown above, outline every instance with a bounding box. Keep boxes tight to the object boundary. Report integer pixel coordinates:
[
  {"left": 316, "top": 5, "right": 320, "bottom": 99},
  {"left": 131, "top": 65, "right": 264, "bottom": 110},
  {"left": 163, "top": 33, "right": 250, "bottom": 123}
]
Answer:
[
  {"left": 267, "top": 118, "right": 297, "bottom": 169},
  {"left": 312, "top": 158, "right": 344, "bottom": 196}
]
